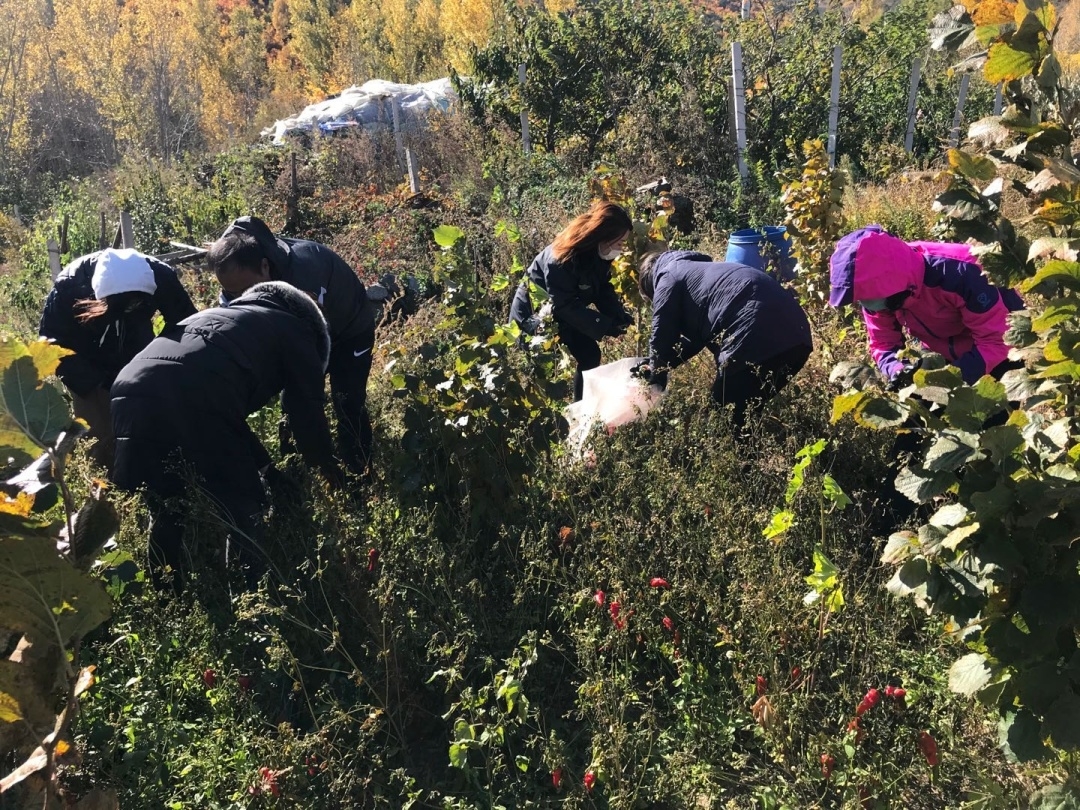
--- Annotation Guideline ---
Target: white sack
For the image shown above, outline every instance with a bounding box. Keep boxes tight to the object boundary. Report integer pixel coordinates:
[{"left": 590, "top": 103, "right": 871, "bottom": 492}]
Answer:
[{"left": 564, "top": 357, "right": 665, "bottom": 459}]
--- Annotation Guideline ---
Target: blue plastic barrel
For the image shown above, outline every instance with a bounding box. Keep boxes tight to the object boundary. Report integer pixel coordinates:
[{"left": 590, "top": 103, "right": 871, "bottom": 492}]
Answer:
[{"left": 725, "top": 226, "right": 796, "bottom": 281}]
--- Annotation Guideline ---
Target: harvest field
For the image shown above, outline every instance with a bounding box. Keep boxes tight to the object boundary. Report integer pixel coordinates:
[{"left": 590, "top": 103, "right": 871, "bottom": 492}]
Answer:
[{"left": 1, "top": 0, "right": 1079, "bottom": 807}]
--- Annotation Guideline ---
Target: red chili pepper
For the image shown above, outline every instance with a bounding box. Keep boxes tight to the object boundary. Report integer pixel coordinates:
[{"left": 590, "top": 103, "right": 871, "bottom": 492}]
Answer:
[
  {"left": 649, "top": 577, "right": 670, "bottom": 588},
  {"left": 791, "top": 666, "right": 802, "bottom": 682},
  {"left": 918, "top": 731, "right": 939, "bottom": 767},
  {"left": 552, "top": 767, "right": 563, "bottom": 790},
  {"left": 609, "top": 600, "right": 621, "bottom": 620},
  {"left": 202, "top": 668, "right": 216, "bottom": 688},
  {"left": 238, "top": 675, "right": 253, "bottom": 692},
  {"left": 662, "top": 617, "right": 675, "bottom": 632},
  {"left": 820, "top": 753, "right": 835, "bottom": 779},
  {"left": 584, "top": 771, "right": 596, "bottom": 791},
  {"left": 856, "top": 687, "right": 881, "bottom": 716},
  {"left": 367, "top": 548, "right": 379, "bottom": 573},
  {"left": 593, "top": 589, "right": 606, "bottom": 607},
  {"left": 756, "top": 675, "right": 767, "bottom": 696}
]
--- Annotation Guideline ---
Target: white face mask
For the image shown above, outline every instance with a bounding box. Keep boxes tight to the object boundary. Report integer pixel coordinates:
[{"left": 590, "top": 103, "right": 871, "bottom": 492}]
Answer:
[{"left": 599, "top": 245, "right": 623, "bottom": 261}]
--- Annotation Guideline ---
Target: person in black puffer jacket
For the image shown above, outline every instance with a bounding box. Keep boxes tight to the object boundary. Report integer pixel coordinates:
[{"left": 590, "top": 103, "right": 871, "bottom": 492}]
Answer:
[
  {"left": 208, "top": 216, "right": 378, "bottom": 475},
  {"left": 38, "top": 248, "right": 197, "bottom": 470},
  {"left": 110, "top": 281, "right": 344, "bottom": 592},
  {"left": 634, "top": 249, "right": 813, "bottom": 432},
  {"left": 509, "top": 201, "right": 634, "bottom": 401}
]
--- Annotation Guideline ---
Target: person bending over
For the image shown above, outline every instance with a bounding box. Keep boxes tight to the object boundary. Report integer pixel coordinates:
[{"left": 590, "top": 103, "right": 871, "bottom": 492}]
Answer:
[
  {"left": 208, "top": 216, "right": 377, "bottom": 475},
  {"left": 110, "top": 281, "right": 343, "bottom": 591},
  {"left": 39, "top": 248, "right": 196, "bottom": 469},
  {"left": 635, "top": 249, "right": 813, "bottom": 431},
  {"left": 510, "top": 201, "right": 634, "bottom": 401}
]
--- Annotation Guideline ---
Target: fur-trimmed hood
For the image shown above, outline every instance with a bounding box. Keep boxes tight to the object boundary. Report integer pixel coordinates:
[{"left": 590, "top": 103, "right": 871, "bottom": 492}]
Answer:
[{"left": 231, "top": 280, "right": 331, "bottom": 371}]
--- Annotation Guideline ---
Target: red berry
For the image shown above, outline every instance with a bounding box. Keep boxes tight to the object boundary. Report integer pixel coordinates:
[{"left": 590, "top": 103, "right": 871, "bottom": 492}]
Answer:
[
  {"left": 649, "top": 577, "right": 670, "bottom": 588},
  {"left": 202, "top": 668, "right": 216, "bottom": 688},
  {"left": 583, "top": 771, "right": 596, "bottom": 791},
  {"left": 918, "top": 731, "right": 939, "bottom": 767},
  {"left": 662, "top": 616, "right": 675, "bottom": 632},
  {"left": 552, "top": 767, "right": 563, "bottom": 790}
]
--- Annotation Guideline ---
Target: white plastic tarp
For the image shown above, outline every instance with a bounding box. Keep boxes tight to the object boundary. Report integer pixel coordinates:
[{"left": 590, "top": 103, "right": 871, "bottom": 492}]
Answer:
[
  {"left": 263, "top": 77, "right": 458, "bottom": 144},
  {"left": 564, "top": 357, "right": 665, "bottom": 459}
]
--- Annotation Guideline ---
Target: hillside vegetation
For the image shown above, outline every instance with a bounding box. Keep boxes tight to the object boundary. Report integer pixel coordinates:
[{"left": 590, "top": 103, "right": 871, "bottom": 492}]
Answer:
[{"left": 1, "top": 0, "right": 1080, "bottom": 808}]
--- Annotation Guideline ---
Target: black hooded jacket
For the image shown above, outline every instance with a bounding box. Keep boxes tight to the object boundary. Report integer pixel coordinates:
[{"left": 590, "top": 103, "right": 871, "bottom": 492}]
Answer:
[
  {"left": 110, "top": 281, "right": 336, "bottom": 491},
  {"left": 39, "top": 251, "right": 197, "bottom": 396},
  {"left": 221, "top": 217, "right": 376, "bottom": 343},
  {"left": 648, "top": 251, "right": 812, "bottom": 372}
]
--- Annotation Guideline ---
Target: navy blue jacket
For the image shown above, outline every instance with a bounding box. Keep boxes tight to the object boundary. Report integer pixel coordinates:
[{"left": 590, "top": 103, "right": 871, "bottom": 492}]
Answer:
[
  {"left": 510, "top": 245, "right": 631, "bottom": 341},
  {"left": 39, "top": 252, "right": 197, "bottom": 396},
  {"left": 648, "top": 251, "right": 812, "bottom": 375},
  {"left": 221, "top": 217, "right": 376, "bottom": 344}
]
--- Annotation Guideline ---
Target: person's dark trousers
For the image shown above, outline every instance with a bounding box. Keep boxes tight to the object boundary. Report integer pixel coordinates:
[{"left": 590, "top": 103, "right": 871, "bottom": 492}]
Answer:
[
  {"left": 327, "top": 325, "right": 376, "bottom": 475},
  {"left": 558, "top": 325, "right": 602, "bottom": 402},
  {"left": 711, "top": 344, "right": 812, "bottom": 431}
]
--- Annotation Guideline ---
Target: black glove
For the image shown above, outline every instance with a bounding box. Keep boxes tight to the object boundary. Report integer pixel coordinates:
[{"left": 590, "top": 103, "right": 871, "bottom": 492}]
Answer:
[
  {"left": 887, "top": 359, "right": 922, "bottom": 392},
  {"left": 608, "top": 320, "right": 629, "bottom": 337},
  {"left": 630, "top": 362, "right": 652, "bottom": 380}
]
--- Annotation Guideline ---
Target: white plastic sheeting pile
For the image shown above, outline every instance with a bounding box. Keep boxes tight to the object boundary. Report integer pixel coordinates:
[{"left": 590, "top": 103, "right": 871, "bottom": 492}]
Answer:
[
  {"left": 564, "top": 357, "right": 665, "bottom": 459},
  {"left": 262, "top": 77, "right": 458, "bottom": 144}
]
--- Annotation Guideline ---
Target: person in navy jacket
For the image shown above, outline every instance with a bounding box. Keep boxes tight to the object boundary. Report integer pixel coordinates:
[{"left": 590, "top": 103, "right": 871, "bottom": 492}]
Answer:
[
  {"left": 509, "top": 201, "right": 634, "bottom": 400},
  {"left": 38, "top": 248, "right": 197, "bottom": 469},
  {"left": 635, "top": 249, "right": 813, "bottom": 430}
]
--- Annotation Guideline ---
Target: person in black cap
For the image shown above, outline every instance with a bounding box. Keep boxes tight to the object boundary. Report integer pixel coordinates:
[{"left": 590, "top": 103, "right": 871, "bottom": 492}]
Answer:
[
  {"left": 38, "top": 248, "right": 197, "bottom": 470},
  {"left": 110, "top": 281, "right": 343, "bottom": 591},
  {"left": 207, "top": 217, "right": 377, "bottom": 475}
]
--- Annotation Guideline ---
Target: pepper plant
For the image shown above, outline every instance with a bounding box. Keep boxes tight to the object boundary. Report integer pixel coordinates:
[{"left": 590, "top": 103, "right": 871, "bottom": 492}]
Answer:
[{"left": 831, "top": 0, "right": 1080, "bottom": 794}]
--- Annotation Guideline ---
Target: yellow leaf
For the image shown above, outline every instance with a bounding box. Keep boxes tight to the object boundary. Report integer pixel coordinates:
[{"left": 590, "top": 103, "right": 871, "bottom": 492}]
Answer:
[
  {"left": 54, "top": 739, "right": 71, "bottom": 756},
  {"left": 26, "top": 340, "right": 73, "bottom": 381},
  {"left": 0, "top": 492, "right": 35, "bottom": 517},
  {"left": 0, "top": 692, "right": 23, "bottom": 723}
]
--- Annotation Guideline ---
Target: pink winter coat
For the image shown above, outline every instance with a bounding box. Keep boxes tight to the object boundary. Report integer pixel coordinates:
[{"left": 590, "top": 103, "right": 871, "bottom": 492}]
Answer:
[{"left": 828, "top": 227, "right": 1024, "bottom": 383}]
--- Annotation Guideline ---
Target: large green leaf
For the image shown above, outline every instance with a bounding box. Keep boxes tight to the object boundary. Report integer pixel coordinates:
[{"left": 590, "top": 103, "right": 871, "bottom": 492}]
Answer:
[
  {"left": 933, "top": 186, "right": 991, "bottom": 220},
  {"left": 0, "top": 536, "right": 111, "bottom": 646},
  {"left": 985, "top": 42, "right": 1038, "bottom": 83},
  {"left": 929, "top": 5, "right": 975, "bottom": 51},
  {"left": 925, "top": 431, "right": 981, "bottom": 472},
  {"left": 1021, "top": 260, "right": 1080, "bottom": 293},
  {"left": 1043, "top": 692, "right": 1080, "bottom": 750},
  {"left": 949, "top": 652, "right": 993, "bottom": 696},
  {"left": 433, "top": 224, "right": 465, "bottom": 248},
  {"left": 855, "top": 396, "right": 908, "bottom": 429},
  {"left": 0, "top": 354, "right": 73, "bottom": 460},
  {"left": 998, "top": 709, "right": 1051, "bottom": 763},
  {"left": 895, "top": 465, "right": 956, "bottom": 503},
  {"left": 1029, "top": 784, "right": 1080, "bottom": 810},
  {"left": 948, "top": 149, "right": 998, "bottom": 182}
]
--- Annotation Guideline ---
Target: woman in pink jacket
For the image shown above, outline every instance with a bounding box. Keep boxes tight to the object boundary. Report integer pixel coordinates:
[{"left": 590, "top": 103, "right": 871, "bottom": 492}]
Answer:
[{"left": 828, "top": 225, "right": 1024, "bottom": 385}]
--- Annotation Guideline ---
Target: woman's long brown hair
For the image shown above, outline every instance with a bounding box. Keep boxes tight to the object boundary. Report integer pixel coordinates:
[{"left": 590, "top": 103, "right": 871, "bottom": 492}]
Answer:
[
  {"left": 552, "top": 201, "right": 632, "bottom": 263},
  {"left": 73, "top": 298, "right": 109, "bottom": 323}
]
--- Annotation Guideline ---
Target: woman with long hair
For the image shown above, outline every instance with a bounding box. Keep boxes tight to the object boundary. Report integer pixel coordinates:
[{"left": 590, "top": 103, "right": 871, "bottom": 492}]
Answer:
[
  {"left": 38, "top": 248, "right": 197, "bottom": 470},
  {"left": 510, "top": 201, "right": 634, "bottom": 400}
]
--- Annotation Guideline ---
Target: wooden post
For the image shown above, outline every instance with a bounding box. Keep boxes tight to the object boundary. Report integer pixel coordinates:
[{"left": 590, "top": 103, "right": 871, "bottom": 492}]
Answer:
[
  {"left": 948, "top": 73, "right": 971, "bottom": 148},
  {"left": 46, "top": 239, "right": 62, "bottom": 281},
  {"left": 518, "top": 63, "right": 531, "bottom": 155},
  {"left": 903, "top": 57, "right": 921, "bottom": 154},
  {"left": 99, "top": 211, "right": 107, "bottom": 250},
  {"left": 406, "top": 148, "right": 421, "bottom": 194},
  {"left": 993, "top": 83, "right": 1004, "bottom": 115},
  {"left": 58, "top": 213, "right": 69, "bottom": 254},
  {"left": 731, "top": 42, "right": 748, "bottom": 181},
  {"left": 119, "top": 210, "right": 135, "bottom": 249},
  {"left": 112, "top": 223, "right": 123, "bottom": 249},
  {"left": 826, "top": 45, "right": 842, "bottom": 168},
  {"left": 390, "top": 94, "right": 406, "bottom": 172}
]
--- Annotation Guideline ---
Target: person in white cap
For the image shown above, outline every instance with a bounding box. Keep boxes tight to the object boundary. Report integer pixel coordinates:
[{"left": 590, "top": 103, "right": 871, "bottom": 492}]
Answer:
[{"left": 38, "top": 247, "right": 197, "bottom": 469}]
